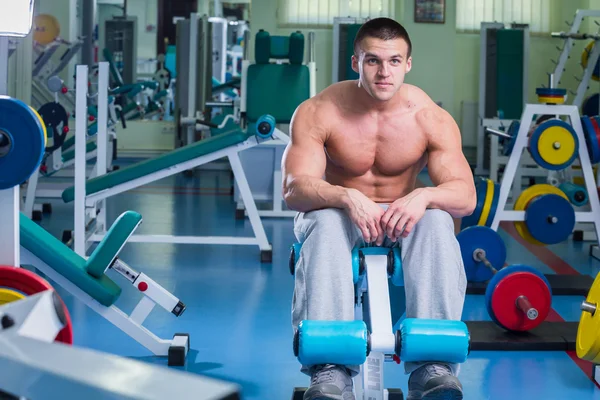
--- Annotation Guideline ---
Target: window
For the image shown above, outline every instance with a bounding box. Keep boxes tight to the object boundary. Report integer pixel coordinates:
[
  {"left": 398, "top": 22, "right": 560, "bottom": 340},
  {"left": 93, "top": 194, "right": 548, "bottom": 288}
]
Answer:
[
  {"left": 279, "top": 0, "right": 393, "bottom": 26},
  {"left": 456, "top": 0, "right": 551, "bottom": 33}
]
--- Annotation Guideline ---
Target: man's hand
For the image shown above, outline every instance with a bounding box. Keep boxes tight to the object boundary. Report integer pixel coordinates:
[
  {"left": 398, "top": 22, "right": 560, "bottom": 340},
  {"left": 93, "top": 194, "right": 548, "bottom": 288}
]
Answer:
[
  {"left": 344, "top": 188, "right": 386, "bottom": 245},
  {"left": 380, "top": 188, "right": 429, "bottom": 241}
]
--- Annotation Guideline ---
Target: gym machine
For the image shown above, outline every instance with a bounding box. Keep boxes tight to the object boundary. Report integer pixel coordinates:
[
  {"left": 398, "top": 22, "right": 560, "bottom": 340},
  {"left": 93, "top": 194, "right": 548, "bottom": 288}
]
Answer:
[
  {"left": 332, "top": 17, "right": 368, "bottom": 83},
  {"left": 0, "top": 2, "right": 240, "bottom": 397}
]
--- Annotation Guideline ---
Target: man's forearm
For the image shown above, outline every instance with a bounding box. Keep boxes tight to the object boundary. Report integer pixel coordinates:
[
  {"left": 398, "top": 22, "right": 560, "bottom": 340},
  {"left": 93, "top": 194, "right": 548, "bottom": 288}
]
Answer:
[
  {"left": 422, "top": 180, "right": 476, "bottom": 218},
  {"left": 283, "top": 176, "right": 349, "bottom": 212}
]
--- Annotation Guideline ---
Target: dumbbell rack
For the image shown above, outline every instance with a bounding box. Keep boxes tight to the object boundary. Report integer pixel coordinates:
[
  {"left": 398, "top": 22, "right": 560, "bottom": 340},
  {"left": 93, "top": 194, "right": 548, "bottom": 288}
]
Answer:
[{"left": 489, "top": 101, "right": 600, "bottom": 295}]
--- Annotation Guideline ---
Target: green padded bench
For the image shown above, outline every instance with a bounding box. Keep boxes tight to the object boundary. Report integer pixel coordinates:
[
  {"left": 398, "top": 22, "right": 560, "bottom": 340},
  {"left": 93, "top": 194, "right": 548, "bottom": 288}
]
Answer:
[
  {"left": 62, "top": 140, "right": 98, "bottom": 163},
  {"left": 20, "top": 213, "right": 122, "bottom": 307},
  {"left": 62, "top": 126, "right": 251, "bottom": 203}
]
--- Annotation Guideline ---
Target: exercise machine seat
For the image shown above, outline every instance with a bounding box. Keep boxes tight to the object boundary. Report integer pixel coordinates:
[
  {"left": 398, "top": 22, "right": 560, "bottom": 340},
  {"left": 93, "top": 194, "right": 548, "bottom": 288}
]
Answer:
[
  {"left": 20, "top": 213, "right": 122, "bottom": 306},
  {"left": 62, "top": 127, "right": 251, "bottom": 203},
  {"left": 61, "top": 140, "right": 97, "bottom": 163}
]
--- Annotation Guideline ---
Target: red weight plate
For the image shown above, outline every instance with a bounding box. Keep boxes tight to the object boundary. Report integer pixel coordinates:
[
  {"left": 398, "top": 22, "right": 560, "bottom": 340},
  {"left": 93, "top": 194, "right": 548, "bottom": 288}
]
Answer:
[
  {"left": 591, "top": 117, "right": 600, "bottom": 148},
  {"left": 491, "top": 271, "right": 551, "bottom": 331},
  {"left": 0, "top": 266, "right": 73, "bottom": 344}
]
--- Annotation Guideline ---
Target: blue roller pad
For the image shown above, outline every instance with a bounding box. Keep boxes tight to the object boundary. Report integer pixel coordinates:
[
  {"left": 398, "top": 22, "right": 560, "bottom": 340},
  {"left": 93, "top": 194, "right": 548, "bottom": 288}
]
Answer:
[
  {"left": 525, "top": 194, "right": 575, "bottom": 245},
  {"left": 457, "top": 226, "right": 506, "bottom": 282},
  {"left": 255, "top": 114, "right": 276, "bottom": 138},
  {"left": 291, "top": 242, "right": 302, "bottom": 273},
  {"left": 485, "top": 264, "right": 552, "bottom": 330},
  {"left": 559, "top": 182, "right": 588, "bottom": 207},
  {"left": 398, "top": 318, "right": 469, "bottom": 363},
  {"left": 528, "top": 119, "right": 579, "bottom": 170},
  {"left": 390, "top": 247, "right": 403, "bottom": 286},
  {"left": 581, "top": 116, "right": 600, "bottom": 164},
  {"left": 297, "top": 320, "right": 368, "bottom": 366}
]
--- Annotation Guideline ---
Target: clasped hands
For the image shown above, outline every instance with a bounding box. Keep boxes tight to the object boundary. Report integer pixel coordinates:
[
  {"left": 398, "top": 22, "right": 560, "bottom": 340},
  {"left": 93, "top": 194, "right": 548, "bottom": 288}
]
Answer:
[{"left": 345, "top": 187, "right": 428, "bottom": 246}]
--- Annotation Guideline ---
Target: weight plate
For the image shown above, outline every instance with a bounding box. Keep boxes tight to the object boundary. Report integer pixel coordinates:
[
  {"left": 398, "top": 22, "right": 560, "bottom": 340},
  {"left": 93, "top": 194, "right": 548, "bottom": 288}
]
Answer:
[
  {"left": 0, "top": 96, "right": 46, "bottom": 189},
  {"left": 537, "top": 96, "right": 565, "bottom": 104},
  {"left": 513, "top": 184, "right": 569, "bottom": 246},
  {"left": 0, "top": 266, "right": 72, "bottom": 344},
  {"left": 528, "top": 119, "right": 578, "bottom": 170},
  {"left": 502, "top": 121, "right": 520, "bottom": 156},
  {"left": 38, "top": 102, "right": 69, "bottom": 152},
  {"left": 535, "top": 87, "right": 567, "bottom": 96},
  {"left": 582, "top": 41, "right": 600, "bottom": 81},
  {"left": 457, "top": 226, "right": 506, "bottom": 282},
  {"left": 33, "top": 14, "right": 60, "bottom": 45},
  {"left": 461, "top": 178, "right": 488, "bottom": 229},
  {"left": 582, "top": 93, "right": 599, "bottom": 117},
  {"left": 591, "top": 117, "right": 600, "bottom": 160},
  {"left": 28, "top": 105, "right": 47, "bottom": 148},
  {"left": 486, "top": 264, "right": 552, "bottom": 332},
  {"left": 525, "top": 194, "right": 575, "bottom": 245},
  {"left": 485, "top": 180, "right": 500, "bottom": 227},
  {"left": 477, "top": 179, "right": 495, "bottom": 226},
  {"left": 0, "top": 288, "right": 25, "bottom": 304},
  {"left": 581, "top": 116, "right": 600, "bottom": 164},
  {"left": 577, "top": 272, "right": 600, "bottom": 362}
]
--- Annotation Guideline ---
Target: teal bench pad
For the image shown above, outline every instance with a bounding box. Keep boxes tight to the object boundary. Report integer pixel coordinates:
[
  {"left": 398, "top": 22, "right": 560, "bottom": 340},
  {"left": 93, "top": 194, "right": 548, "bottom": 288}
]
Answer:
[
  {"left": 62, "top": 127, "right": 251, "bottom": 203},
  {"left": 20, "top": 213, "right": 122, "bottom": 306}
]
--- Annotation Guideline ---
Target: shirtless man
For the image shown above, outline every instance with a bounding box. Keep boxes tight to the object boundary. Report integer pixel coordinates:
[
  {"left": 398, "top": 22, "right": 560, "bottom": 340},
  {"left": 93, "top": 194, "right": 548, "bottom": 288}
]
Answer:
[{"left": 281, "top": 17, "right": 476, "bottom": 400}]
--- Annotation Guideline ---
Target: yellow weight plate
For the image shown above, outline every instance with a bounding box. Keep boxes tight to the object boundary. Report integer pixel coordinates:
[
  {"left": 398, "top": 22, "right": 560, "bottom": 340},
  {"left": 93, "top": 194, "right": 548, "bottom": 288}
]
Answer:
[
  {"left": 33, "top": 14, "right": 60, "bottom": 45},
  {"left": 28, "top": 105, "right": 47, "bottom": 148},
  {"left": 577, "top": 272, "right": 600, "bottom": 362},
  {"left": 582, "top": 41, "right": 599, "bottom": 82},
  {"left": 513, "top": 184, "right": 569, "bottom": 246},
  {"left": 537, "top": 126, "right": 577, "bottom": 166},
  {"left": 538, "top": 96, "right": 565, "bottom": 104},
  {"left": 477, "top": 178, "right": 494, "bottom": 226},
  {"left": 0, "top": 288, "right": 25, "bottom": 305}
]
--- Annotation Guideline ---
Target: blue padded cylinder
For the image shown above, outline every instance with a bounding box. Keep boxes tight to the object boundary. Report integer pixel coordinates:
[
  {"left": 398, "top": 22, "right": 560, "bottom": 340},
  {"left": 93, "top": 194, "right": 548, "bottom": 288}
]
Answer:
[
  {"left": 295, "top": 320, "right": 369, "bottom": 366},
  {"left": 559, "top": 181, "right": 588, "bottom": 207},
  {"left": 255, "top": 114, "right": 276, "bottom": 138},
  {"left": 397, "top": 319, "right": 469, "bottom": 364}
]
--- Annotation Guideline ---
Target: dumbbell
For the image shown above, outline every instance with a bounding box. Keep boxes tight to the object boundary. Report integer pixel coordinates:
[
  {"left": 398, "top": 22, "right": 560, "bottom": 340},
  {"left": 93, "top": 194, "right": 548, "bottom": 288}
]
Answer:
[
  {"left": 293, "top": 318, "right": 470, "bottom": 368},
  {"left": 457, "top": 226, "right": 552, "bottom": 331}
]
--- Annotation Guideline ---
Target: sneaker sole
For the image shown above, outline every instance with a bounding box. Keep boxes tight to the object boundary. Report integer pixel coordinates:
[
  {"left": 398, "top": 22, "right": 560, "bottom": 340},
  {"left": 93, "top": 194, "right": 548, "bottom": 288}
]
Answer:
[{"left": 421, "top": 382, "right": 463, "bottom": 400}]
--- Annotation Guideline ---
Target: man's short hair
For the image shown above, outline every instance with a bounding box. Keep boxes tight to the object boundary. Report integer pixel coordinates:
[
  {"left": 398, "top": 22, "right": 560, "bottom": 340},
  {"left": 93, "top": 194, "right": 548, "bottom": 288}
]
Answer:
[{"left": 353, "top": 17, "right": 412, "bottom": 58}]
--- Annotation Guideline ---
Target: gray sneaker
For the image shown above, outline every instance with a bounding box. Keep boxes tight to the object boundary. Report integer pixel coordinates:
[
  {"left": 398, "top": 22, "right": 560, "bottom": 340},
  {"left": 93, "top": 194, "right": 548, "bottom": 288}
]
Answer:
[
  {"left": 407, "top": 363, "right": 463, "bottom": 400},
  {"left": 303, "top": 364, "right": 355, "bottom": 400}
]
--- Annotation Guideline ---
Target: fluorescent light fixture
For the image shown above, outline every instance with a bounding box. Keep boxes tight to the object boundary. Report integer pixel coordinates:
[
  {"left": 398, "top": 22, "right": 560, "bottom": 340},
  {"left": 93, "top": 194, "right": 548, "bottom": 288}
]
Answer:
[{"left": 0, "top": 0, "right": 35, "bottom": 37}]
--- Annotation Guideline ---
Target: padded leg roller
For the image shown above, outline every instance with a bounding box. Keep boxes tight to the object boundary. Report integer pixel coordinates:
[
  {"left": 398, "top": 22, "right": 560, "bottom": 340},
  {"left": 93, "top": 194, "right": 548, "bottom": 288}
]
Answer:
[
  {"left": 294, "top": 320, "right": 370, "bottom": 366},
  {"left": 396, "top": 319, "right": 470, "bottom": 364}
]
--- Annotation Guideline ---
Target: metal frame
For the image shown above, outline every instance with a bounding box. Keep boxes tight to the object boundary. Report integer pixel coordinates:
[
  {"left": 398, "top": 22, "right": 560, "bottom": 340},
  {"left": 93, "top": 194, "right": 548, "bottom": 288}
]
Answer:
[
  {"left": 353, "top": 253, "right": 402, "bottom": 398},
  {"left": 489, "top": 103, "right": 600, "bottom": 252},
  {"left": 475, "top": 22, "right": 529, "bottom": 176}
]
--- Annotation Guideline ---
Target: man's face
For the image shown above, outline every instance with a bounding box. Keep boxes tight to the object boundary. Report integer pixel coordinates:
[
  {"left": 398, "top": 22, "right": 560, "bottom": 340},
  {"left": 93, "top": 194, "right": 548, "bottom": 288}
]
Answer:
[{"left": 351, "top": 37, "right": 412, "bottom": 102}]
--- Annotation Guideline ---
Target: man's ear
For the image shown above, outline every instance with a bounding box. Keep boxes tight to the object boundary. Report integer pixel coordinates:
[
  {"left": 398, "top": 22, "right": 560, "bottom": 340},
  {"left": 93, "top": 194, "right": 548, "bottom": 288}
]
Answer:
[
  {"left": 351, "top": 55, "right": 359, "bottom": 73},
  {"left": 405, "top": 56, "right": 412, "bottom": 73}
]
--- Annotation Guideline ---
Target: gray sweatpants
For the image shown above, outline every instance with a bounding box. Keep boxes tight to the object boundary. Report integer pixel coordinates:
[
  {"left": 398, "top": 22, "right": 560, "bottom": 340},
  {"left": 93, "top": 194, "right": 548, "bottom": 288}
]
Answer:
[{"left": 291, "top": 207, "right": 467, "bottom": 377}]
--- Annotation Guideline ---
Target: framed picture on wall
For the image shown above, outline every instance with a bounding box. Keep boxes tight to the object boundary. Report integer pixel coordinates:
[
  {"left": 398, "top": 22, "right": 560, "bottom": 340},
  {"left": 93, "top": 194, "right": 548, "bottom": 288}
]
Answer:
[{"left": 414, "top": 0, "right": 445, "bottom": 24}]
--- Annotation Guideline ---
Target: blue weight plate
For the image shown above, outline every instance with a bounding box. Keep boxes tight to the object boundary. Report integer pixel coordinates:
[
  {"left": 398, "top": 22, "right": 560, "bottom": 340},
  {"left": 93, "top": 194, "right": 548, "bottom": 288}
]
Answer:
[
  {"left": 528, "top": 119, "right": 579, "bottom": 170},
  {"left": 0, "top": 96, "right": 45, "bottom": 190},
  {"left": 581, "top": 116, "right": 600, "bottom": 164},
  {"left": 461, "top": 178, "right": 487, "bottom": 229},
  {"left": 535, "top": 87, "right": 567, "bottom": 96},
  {"left": 457, "top": 226, "right": 506, "bottom": 282},
  {"left": 525, "top": 194, "right": 575, "bottom": 245},
  {"left": 502, "top": 121, "right": 520, "bottom": 156},
  {"left": 485, "top": 181, "right": 500, "bottom": 227}
]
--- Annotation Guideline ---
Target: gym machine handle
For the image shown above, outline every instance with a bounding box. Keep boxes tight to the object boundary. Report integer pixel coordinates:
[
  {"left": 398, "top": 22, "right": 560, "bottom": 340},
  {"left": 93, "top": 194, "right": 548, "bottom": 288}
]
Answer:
[{"left": 485, "top": 127, "right": 512, "bottom": 139}]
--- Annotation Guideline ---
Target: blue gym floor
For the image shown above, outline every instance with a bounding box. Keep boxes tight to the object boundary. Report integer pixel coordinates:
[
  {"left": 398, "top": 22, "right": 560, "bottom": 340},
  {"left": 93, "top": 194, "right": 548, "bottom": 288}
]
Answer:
[{"left": 34, "top": 166, "right": 600, "bottom": 399}]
